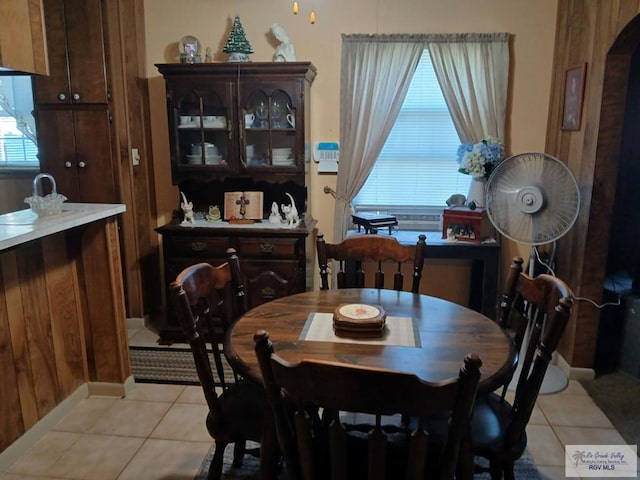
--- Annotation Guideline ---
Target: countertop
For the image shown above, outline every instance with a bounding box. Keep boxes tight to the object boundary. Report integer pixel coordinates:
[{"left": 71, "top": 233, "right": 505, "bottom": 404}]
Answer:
[{"left": 0, "top": 203, "right": 126, "bottom": 252}]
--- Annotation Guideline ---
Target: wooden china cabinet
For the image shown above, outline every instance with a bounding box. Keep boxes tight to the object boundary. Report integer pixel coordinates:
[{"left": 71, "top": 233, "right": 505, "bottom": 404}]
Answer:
[{"left": 156, "top": 62, "right": 317, "bottom": 342}]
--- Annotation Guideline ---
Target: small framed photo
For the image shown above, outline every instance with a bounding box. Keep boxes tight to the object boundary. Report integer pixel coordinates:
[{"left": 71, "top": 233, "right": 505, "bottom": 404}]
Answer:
[{"left": 561, "top": 63, "right": 587, "bottom": 131}]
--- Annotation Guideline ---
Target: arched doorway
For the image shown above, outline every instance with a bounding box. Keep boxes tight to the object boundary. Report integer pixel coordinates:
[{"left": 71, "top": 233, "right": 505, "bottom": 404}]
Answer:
[{"left": 584, "top": 14, "right": 640, "bottom": 373}]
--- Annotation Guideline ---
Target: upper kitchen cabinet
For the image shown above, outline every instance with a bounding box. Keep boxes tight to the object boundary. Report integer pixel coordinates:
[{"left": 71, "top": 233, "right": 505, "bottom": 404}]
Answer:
[
  {"left": 156, "top": 62, "right": 317, "bottom": 184},
  {"left": 32, "top": 0, "right": 107, "bottom": 104},
  {"left": 0, "top": 0, "right": 49, "bottom": 75}
]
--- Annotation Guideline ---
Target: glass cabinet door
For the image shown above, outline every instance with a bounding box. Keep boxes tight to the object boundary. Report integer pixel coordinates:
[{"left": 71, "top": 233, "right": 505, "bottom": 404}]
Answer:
[
  {"left": 171, "top": 83, "right": 233, "bottom": 172},
  {"left": 242, "top": 85, "right": 299, "bottom": 171}
]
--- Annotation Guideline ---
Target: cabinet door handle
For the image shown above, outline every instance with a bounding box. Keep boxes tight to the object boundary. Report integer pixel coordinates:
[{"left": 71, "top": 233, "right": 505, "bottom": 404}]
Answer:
[
  {"left": 78, "top": 161, "right": 86, "bottom": 168},
  {"left": 65, "top": 161, "right": 72, "bottom": 168},
  {"left": 259, "top": 242, "right": 275, "bottom": 254},
  {"left": 191, "top": 242, "right": 207, "bottom": 251},
  {"left": 58, "top": 93, "right": 66, "bottom": 101},
  {"left": 73, "top": 93, "right": 81, "bottom": 101}
]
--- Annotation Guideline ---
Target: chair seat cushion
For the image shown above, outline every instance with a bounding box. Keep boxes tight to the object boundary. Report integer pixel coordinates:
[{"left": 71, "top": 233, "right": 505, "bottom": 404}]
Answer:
[
  {"left": 470, "top": 393, "right": 527, "bottom": 458},
  {"left": 206, "top": 379, "right": 266, "bottom": 442}
]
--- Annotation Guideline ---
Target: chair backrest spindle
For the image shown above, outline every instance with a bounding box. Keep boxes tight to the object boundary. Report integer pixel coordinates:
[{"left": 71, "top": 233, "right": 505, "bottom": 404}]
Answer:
[{"left": 317, "top": 234, "right": 427, "bottom": 293}]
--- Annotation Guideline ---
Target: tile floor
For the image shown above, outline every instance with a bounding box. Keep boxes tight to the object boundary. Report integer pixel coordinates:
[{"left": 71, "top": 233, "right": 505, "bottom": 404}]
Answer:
[{"left": 0, "top": 321, "right": 631, "bottom": 480}]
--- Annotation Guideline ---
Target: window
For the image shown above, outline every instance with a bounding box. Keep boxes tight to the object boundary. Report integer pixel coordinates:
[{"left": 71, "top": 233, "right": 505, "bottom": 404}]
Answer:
[
  {"left": 354, "top": 49, "right": 470, "bottom": 209},
  {"left": 0, "top": 76, "right": 39, "bottom": 168}
]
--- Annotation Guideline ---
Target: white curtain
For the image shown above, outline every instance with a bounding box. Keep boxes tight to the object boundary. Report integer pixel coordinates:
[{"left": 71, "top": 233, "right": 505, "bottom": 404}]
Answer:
[
  {"left": 335, "top": 32, "right": 510, "bottom": 242},
  {"left": 335, "top": 34, "right": 425, "bottom": 242},
  {"left": 427, "top": 33, "right": 510, "bottom": 142}
]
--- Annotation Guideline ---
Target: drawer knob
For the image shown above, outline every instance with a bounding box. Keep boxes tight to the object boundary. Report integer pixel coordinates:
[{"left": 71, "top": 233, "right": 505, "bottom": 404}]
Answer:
[
  {"left": 259, "top": 242, "right": 274, "bottom": 254},
  {"left": 191, "top": 242, "right": 208, "bottom": 251}
]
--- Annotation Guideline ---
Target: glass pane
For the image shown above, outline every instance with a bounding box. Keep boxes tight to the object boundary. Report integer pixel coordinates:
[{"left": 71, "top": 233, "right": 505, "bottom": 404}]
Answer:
[{"left": 0, "top": 76, "right": 39, "bottom": 167}]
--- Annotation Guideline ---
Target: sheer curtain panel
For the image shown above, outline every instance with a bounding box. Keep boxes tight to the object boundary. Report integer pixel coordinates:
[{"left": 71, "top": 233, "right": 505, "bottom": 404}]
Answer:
[
  {"left": 335, "top": 35, "right": 424, "bottom": 242},
  {"left": 427, "top": 33, "right": 509, "bottom": 143}
]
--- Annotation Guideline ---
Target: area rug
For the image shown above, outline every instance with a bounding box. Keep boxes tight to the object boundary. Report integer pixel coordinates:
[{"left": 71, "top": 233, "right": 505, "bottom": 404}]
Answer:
[
  {"left": 129, "top": 345, "right": 234, "bottom": 385},
  {"left": 579, "top": 369, "right": 640, "bottom": 447},
  {"left": 194, "top": 442, "right": 541, "bottom": 479}
]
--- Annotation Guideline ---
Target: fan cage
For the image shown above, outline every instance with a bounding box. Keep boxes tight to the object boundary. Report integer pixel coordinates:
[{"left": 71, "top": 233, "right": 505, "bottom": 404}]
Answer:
[{"left": 486, "top": 153, "right": 580, "bottom": 246}]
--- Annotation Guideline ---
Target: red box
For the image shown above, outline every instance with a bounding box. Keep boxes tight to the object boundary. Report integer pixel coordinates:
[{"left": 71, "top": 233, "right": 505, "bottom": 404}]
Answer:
[{"left": 442, "top": 207, "right": 491, "bottom": 243}]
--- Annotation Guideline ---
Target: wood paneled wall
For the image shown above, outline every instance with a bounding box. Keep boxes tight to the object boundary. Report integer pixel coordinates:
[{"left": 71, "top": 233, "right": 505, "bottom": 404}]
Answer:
[
  {"left": 103, "top": 0, "right": 161, "bottom": 319},
  {"left": 0, "top": 218, "right": 129, "bottom": 452},
  {"left": 546, "top": 0, "right": 640, "bottom": 368}
]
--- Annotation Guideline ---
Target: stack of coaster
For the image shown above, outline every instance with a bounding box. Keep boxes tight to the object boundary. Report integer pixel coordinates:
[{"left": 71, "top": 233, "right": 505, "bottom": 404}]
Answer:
[{"left": 333, "top": 303, "right": 387, "bottom": 339}]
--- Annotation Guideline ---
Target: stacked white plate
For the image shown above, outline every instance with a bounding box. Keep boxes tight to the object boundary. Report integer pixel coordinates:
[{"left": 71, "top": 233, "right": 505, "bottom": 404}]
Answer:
[
  {"left": 272, "top": 147, "right": 294, "bottom": 166},
  {"left": 185, "top": 154, "right": 221, "bottom": 165},
  {"left": 204, "top": 155, "right": 221, "bottom": 165},
  {"left": 246, "top": 145, "right": 255, "bottom": 161}
]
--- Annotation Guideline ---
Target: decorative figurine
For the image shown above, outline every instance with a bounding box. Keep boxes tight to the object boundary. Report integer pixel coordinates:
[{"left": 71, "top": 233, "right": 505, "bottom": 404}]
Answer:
[
  {"left": 446, "top": 194, "right": 466, "bottom": 207},
  {"left": 180, "top": 191, "right": 195, "bottom": 225},
  {"left": 206, "top": 205, "right": 221, "bottom": 222},
  {"left": 269, "top": 201, "right": 282, "bottom": 224},
  {"left": 270, "top": 23, "right": 296, "bottom": 62},
  {"left": 204, "top": 47, "right": 213, "bottom": 63},
  {"left": 281, "top": 192, "right": 299, "bottom": 228},
  {"left": 223, "top": 16, "right": 254, "bottom": 62}
]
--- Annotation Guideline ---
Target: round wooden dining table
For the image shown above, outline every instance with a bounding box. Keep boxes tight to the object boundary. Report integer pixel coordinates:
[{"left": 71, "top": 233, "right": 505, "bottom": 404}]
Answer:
[{"left": 225, "top": 288, "right": 516, "bottom": 393}]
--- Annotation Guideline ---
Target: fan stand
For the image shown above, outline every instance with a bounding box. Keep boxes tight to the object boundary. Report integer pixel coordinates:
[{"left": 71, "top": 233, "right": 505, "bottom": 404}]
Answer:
[
  {"left": 507, "top": 352, "right": 568, "bottom": 394},
  {"left": 486, "top": 153, "right": 579, "bottom": 395},
  {"left": 508, "top": 245, "right": 569, "bottom": 394}
]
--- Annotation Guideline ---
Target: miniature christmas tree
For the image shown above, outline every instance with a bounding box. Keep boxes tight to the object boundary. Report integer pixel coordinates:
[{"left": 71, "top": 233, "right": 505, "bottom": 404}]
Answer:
[{"left": 223, "top": 16, "right": 254, "bottom": 62}]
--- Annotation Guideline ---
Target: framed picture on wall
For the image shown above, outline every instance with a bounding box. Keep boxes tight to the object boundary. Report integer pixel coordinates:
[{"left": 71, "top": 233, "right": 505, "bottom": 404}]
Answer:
[{"left": 561, "top": 63, "right": 587, "bottom": 131}]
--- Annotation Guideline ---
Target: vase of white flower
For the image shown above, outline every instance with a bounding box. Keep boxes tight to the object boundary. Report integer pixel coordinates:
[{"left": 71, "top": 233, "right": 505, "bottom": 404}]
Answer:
[
  {"left": 466, "top": 176, "right": 487, "bottom": 207},
  {"left": 456, "top": 136, "right": 505, "bottom": 207}
]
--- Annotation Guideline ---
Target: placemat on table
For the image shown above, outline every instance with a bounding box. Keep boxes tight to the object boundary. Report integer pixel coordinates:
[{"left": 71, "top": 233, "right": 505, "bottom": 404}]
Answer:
[{"left": 300, "top": 312, "right": 420, "bottom": 347}]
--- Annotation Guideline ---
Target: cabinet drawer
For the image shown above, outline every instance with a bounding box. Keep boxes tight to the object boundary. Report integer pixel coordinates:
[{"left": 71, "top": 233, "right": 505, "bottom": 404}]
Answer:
[
  {"left": 240, "top": 260, "right": 303, "bottom": 309},
  {"left": 164, "top": 236, "right": 230, "bottom": 257},
  {"left": 236, "top": 237, "right": 298, "bottom": 259}
]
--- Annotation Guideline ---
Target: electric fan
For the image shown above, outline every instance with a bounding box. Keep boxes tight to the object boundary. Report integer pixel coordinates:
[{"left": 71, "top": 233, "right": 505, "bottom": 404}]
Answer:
[
  {"left": 486, "top": 152, "right": 581, "bottom": 393},
  {"left": 486, "top": 152, "right": 580, "bottom": 246}
]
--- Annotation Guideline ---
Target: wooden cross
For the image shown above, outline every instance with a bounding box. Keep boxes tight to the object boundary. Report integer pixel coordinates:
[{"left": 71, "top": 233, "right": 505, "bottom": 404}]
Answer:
[{"left": 236, "top": 195, "right": 250, "bottom": 218}]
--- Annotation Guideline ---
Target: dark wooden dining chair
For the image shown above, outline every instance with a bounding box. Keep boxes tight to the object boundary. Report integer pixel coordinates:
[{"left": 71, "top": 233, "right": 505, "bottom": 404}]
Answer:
[
  {"left": 470, "top": 256, "right": 574, "bottom": 479},
  {"left": 170, "top": 248, "right": 266, "bottom": 480},
  {"left": 254, "top": 329, "right": 482, "bottom": 480},
  {"left": 316, "top": 233, "right": 427, "bottom": 293}
]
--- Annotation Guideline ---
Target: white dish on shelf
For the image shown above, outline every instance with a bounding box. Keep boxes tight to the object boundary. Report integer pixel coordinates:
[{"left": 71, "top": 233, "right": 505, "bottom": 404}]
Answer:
[
  {"left": 273, "top": 158, "right": 295, "bottom": 166},
  {"left": 178, "top": 124, "right": 198, "bottom": 129},
  {"left": 186, "top": 154, "right": 221, "bottom": 165}
]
